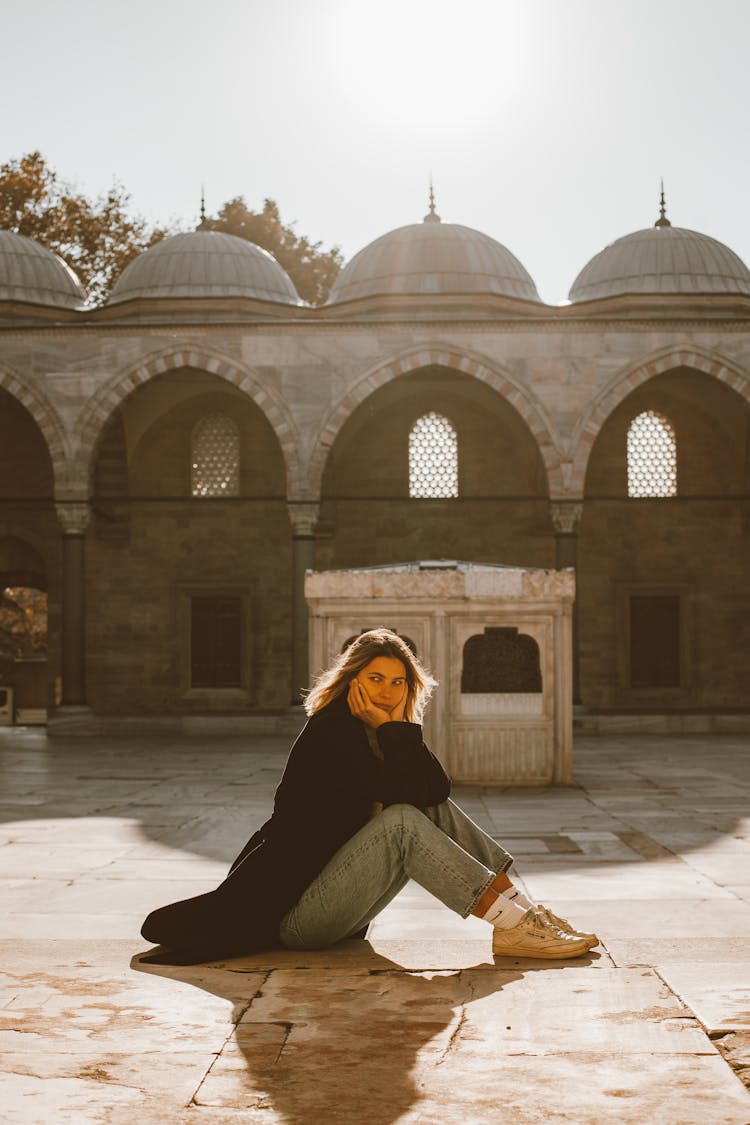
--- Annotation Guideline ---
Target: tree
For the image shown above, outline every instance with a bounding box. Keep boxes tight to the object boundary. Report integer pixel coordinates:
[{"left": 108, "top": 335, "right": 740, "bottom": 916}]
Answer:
[
  {"left": 0, "top": 587, "right": 47, "bottom": 659},
  {"left": 0, "top": 153, "right": 343, "bottom": 306},
  {"left": 208, "top": 197, "right": 343, "bottom": 305},
  {"left": 0, "top": 152, "right": 168, "bottom": 306}
]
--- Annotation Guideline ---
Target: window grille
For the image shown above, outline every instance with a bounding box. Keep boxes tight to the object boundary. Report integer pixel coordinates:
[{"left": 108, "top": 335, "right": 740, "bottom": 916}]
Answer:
[
  {"left": 408, "top": 413, "right": 458, "bottom": 498},
  {"left": 191, "top": 414, "right": 240, "bottom": 497},
  {"left": 626, "top": 410, "right": 676, "bottom": 498}
]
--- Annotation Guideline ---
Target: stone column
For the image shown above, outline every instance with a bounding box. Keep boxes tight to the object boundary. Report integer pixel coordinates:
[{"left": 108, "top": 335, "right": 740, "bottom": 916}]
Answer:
[
  {"left": 550, "top": 501, "right": 583, "bottom": 705},
  {"left": 288, "top": 502, "right": 319, "bottom": 705},
  {"left": 56, "top": 502, "right": 91, "bottom": 709}
]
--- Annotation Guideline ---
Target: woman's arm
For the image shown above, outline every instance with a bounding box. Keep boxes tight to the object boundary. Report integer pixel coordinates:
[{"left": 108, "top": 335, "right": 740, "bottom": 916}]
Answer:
[{"left": 374, "top": 722, "right": 451, "bottom": 808}]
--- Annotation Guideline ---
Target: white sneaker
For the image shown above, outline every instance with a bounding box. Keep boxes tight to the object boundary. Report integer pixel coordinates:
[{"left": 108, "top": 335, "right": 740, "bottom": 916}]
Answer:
[{"left": 492, "top": 910, "right": 590, "bottom": 959}]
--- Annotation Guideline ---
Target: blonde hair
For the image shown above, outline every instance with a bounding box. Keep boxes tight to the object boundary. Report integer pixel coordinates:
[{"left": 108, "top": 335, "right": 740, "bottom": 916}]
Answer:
[{"left": 304, "top": 628, "right": 437, "bottom": 723}]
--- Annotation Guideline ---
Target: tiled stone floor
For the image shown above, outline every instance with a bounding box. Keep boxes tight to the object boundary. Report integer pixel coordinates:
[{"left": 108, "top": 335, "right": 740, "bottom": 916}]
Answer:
[{"left": 1, "top": 728, "right": 750, "bottom": 1123}]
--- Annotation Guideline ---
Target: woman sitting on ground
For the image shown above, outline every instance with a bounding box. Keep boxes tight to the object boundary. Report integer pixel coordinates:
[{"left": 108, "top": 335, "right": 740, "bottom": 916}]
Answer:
[{"left": 141, "top": 628, "right": 597, "bottom": 962}]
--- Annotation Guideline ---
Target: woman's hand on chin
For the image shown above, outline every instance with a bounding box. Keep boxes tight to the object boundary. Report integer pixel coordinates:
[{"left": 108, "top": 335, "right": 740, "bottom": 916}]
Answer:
[
  {"left": 389, "top": 691, "right": 407, "bottom": 722},
  {"left": 347, "top": 679, "right": 390, "bottom": 728}
]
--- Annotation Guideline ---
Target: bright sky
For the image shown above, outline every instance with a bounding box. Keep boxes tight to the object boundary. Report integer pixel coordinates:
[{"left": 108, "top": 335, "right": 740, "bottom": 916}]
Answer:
[{"left": 3, "top": 0, "right": 749, "bottom": 303}]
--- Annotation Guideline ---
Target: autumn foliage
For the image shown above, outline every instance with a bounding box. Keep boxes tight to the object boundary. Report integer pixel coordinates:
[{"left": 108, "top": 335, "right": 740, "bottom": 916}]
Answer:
[
  {"left": 207, "top": 197, "right": 343, "bottom": 306},
  {"left": 0, "top": 152, "right": 167, "bottom": 306},
  {"left": 0, "top": 152, "right": 342, "bottom": 306},
  {"left": 0, "top": 587, "right": 47, "bottom": 659}
]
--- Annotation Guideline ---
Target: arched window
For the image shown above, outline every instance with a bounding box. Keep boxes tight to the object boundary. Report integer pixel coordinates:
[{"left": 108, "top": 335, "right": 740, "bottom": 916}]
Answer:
[
  {"left": 627, "top": 410, "right": 677, "bottom": 498},
  {"left": 191, "top": 414, "right": 240, "bottom": 497},
  {"left": 408, "top": 412, "right": 458, "bottom": 498}
]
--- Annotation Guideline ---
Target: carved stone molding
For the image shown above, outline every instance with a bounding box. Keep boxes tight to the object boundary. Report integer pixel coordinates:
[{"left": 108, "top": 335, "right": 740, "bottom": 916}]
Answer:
[
  {"left": 522, "top": 569, "right": 576, "bottom": 599},
  {"left": 55, "top": 502, "right": 91, "bottom": 536},
  {"left": 550, "top": 501, "right": 583, "bottom": 535},
  {"left": 288, "top": 501, "right": 320, "bottom": 537}
]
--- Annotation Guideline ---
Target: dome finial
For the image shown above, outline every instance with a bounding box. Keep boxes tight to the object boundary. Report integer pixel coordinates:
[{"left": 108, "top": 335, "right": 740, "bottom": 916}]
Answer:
[
  {"left": 655, "top": 179, "right": 671, "bottom": 228},
  {"left": 197, "top": 185, "right": 209, "bottom": 231},
  {"left": 423, "top": 177, "right": 441, "bottom": 223}
]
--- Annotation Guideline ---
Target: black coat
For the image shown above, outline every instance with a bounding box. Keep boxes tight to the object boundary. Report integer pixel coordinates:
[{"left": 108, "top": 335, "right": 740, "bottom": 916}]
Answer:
[{"left": 140, "top": 694, "right": 451, "bottom": 962}]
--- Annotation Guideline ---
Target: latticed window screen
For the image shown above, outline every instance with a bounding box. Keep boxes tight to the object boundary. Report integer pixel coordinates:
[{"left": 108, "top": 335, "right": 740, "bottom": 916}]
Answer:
[
  {"left": 191, "top": 414, "right": 240, "bottom": 497},
  {"left": 626, "top": 410, "right": 677, "bottom": 498},
  {"left": 408, "top": 413, "right": 458, "bottom": 498}
]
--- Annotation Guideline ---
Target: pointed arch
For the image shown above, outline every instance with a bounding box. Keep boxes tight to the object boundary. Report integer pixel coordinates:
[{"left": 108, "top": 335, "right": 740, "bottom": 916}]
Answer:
[
  {"left": 569, "top": 346, "right": 750, "bottom": 495},
  {"left": 73, "top": 344, "right": 304, "bottom": 495},
  {"left": 0, "top": 361, "right": 72, "bottom": 495},
  {"left": 307, "top": 345, "right": 563, "bottom": 498},
  {"left": 0, "top": 522, "right": 53, "bottom": 581}
]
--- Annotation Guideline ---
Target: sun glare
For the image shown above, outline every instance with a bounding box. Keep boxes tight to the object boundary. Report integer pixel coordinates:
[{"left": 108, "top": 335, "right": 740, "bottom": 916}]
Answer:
[{"left": 330, "top": 0, "right": 541, "bottom": 138}]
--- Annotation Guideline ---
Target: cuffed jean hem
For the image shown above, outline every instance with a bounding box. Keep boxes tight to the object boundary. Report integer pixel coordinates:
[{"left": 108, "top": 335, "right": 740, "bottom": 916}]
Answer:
[
  {"left": 464, "top": 873, "right": 500, "bottom": 918},
  {"left": 463, "top": 854, "right": 515, "bottom": 916}
]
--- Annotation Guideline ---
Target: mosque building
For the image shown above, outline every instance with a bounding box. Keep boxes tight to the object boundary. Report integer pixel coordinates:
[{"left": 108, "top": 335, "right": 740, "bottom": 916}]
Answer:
[{"left": 0, "top": 190, "right": 748, "bottom": 732}]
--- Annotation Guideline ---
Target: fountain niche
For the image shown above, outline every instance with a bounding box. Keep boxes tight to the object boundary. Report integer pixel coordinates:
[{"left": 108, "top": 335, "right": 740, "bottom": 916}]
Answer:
[{"left": 306, "top": 561, "right": 574, "bottom": 785}]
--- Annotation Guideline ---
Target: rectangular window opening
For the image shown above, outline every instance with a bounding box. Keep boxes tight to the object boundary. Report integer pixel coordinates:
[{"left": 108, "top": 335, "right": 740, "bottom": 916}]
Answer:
[
  {"left": 629, "top": 595, "right": 681, "bottom": 689},
  {"left": 190, "top": 595, "right": 242, "bottom": 688}
]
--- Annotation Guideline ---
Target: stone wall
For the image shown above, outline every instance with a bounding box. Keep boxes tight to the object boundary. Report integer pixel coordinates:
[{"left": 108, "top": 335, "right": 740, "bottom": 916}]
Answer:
[
  {"left": 580, "top": 366, "right": 750, "bottom": 710},
  {"left": 86, "top": 373, "right": 293, "bottom": 712},
  {"left": 318, "top": 366, "right": 554, "bottom": 572},
  {"left": 0, "top": 315, "right": 749, "bottom": 719},
  {"left": 0, "top": 389, "right": 62, "bottom": 709},
  {"left": 86, "top": 502, "right": 292, "bottom": 712}
]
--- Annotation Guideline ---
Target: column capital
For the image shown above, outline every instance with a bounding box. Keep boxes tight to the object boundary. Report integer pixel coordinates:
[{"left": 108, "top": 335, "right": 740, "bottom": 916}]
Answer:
[
  {"left": 56, "top": 502, "right": 91, "bottom": 536},
  {"left": 550, "top": 501, "right": 583, "bottom": 535},
  {"left": 287, "top": 501, "right": 320, "bottom": 537}
]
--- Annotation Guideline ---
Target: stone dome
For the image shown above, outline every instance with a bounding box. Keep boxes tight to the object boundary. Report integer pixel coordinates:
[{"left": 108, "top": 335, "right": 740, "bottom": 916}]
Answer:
[
  {"left": 0, "top": 231, "right": 86, "bottom": 309},
  {"left": 569, "top": 201, "right": 750, "bottom": 302},
  {"left": 327, "top": 202, "right": 540, "bottom": 304},
  {"left": 108, "top": 230, "right": 301, "bottom": 305}
]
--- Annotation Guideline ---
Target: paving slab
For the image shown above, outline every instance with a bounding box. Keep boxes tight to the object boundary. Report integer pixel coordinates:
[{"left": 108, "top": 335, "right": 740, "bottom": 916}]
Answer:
[
  {"left": 658, "top": 962, "right": 750, "bottom": 1033},
  {"left": 3, "top": 730, "right": 750, "bottom": 1123},
  {"left": 680, "top": 853, "right": 750, "bottom": 885},
  {"left": 521, "top": 863, "right": 733, "bottom": 900},
  {"left": 606, "top": 937, "right": 750, "bottom": 966},
  {"left": 714, "top": 1030, "right": 750, "bottom": 1074},
  {"left": 416, "top": 1055, "right": 750, "bottom": 1125},
  {"left": 3, "top": 876, "right": 218, "bottom": 915},
  {"left": 543, "top": 897, "right": 750, "bottom": 937}
]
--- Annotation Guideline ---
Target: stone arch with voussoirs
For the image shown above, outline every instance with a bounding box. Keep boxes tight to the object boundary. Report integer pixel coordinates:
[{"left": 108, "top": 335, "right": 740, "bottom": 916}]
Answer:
[
  {"left": 0, "top": 361, "right": 72, "bottom": 497},
  {"left": 568, "top": 345, "right": 750, "bottom": 495},
  {"left": 306, "top": 346, "right": 565, "bottom": 500},
  {"left": 72, "top": 344, "right": 306, "bottom": 498}
]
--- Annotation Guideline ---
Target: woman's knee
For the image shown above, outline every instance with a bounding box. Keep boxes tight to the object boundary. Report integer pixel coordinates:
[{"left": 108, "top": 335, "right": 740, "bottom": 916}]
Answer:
[{"left": 381, "top": 803, "right": 425, "bottom": 830}]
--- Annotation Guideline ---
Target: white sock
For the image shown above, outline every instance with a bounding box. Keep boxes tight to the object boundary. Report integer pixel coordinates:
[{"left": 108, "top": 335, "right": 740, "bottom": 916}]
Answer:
[
  {"left": 480, "top": 893, "right": 527, "bottom": 930},
  {"left": 502, "top": 886, "right": 535, "bottom": 911}
]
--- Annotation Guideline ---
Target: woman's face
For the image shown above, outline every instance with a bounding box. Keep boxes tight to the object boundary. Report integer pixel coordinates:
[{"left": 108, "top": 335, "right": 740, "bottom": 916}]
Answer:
[{"left": 356, "top": 656, "right": 408, "bottom": 716}]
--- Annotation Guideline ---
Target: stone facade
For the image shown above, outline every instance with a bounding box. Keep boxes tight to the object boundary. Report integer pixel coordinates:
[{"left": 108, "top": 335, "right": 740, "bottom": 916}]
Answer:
[{"left": 1, "top": 263, "right": 749, "bottom": 725}]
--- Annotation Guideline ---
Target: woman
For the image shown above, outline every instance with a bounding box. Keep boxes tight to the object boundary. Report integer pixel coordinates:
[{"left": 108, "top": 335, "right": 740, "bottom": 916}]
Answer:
[{"left": 141, "top": 629, "right": 597, "bottom": 963}]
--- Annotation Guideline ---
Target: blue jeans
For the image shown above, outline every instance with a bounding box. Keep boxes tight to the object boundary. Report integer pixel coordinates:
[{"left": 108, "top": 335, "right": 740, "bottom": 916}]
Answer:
[{"left": 278, "top": 799, "right": 514, "bottom": 950}]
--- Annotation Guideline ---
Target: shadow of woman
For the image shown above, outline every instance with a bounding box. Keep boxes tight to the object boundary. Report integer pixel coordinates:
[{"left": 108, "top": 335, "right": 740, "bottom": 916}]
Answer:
[{"left": 130, "top": 943, "right": 593, "bottom": 1124}]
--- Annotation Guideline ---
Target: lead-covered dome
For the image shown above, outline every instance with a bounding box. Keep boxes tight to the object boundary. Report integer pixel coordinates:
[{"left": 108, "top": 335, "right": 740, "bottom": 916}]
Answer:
[
  {"left": 0, "top": 231, "right": 86, "bottom": 309},
  {"left": 569, "top": 199, "right": 750, "bottom": 302},
  {"left": 108, "top": 230, "right": 301, "bottom": 305},
  {"left": 328, "top": 202, "right": 540, "bottom": 304}
]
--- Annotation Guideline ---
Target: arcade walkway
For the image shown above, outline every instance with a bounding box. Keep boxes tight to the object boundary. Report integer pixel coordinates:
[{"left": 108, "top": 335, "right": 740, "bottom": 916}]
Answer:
[{"left": 1, "top": 728, "right": 749, "bottom": 1123}]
